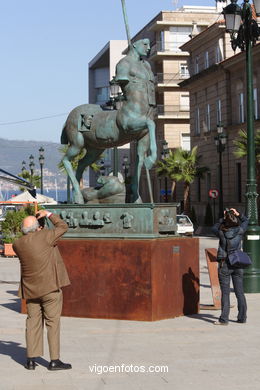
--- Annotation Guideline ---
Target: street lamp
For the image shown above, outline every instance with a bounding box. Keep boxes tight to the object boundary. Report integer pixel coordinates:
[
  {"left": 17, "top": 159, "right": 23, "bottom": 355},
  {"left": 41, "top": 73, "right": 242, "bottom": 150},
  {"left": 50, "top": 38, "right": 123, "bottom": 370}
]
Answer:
[
  {"left": 214, "top": 123, "right": 227, "bottom": 218},
  {"left": 21, "top": 160, "right": 26, "bottom": 172},
  {"left": 29, "top": 154, "right": 35, "bottom": 184},
  {"left": 38, "top": 146, "right": 45, "bottom": 194},
  {"left": 222, "top": 0, "right": 260, "bottom": 292},
  {"left": 161, "top": 140, "right": 169, "bottom": 203}
]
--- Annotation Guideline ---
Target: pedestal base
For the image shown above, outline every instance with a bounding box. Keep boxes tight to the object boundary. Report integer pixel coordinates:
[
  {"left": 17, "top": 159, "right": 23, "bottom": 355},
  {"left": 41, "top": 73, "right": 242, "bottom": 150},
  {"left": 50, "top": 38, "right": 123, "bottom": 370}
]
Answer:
[{"left": 57, "top": 237, "right": 199, "bottom": 321}]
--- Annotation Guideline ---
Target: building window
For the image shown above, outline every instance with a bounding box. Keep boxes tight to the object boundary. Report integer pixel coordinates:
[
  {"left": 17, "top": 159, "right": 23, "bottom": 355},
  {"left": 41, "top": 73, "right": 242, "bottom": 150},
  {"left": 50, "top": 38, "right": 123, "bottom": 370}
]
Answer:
[
  {"left": 195, "top": 56, "right": 199, "bottom": 74},
  {"left": 195, "top": 107, "right": 200, "bottom": 135},
  {"left": 96, "top": 87, "right": 109, "bottom": 104},
  {"left": 239, "top": 92, "right": 245, "bottom": 123},
  {"left": 205, "top": 51, "right": 209, "bottom": 69},
  {"left": 180, "top": 94, "right": 190, "bottom": 111},
  {"left": 236, "top": 163, "right": 242, "bottom": 203},
  {"left": 216, "top": 38, "right": 224, "bottom": 63},
  {"left": 205, "top": 103, "right": 211, "bottom": 131},
  {"left": 181, "top": 134, "right": 191, "bottom": 150},
  {"left": 180, "top": 63, "right": 189, "bottom": 77},
  {"left": 169, "top": 26, "right": 193, "bottom": 52},
  {"left": 216, "top": 99, "right": 222, "bottom": 125},
  {"left": 254, "top": 87, "right": 258, "bottom": 119},
  {"left": 160, "top": 31, "right": 165, "bottom": 51}
]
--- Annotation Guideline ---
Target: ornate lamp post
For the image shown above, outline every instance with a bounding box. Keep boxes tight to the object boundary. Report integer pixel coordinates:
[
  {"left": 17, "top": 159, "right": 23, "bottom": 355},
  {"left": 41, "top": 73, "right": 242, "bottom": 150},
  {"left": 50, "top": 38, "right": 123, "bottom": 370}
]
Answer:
[
  {"left": 29, "top": 154, "right": 35, "bottom": 184},
  {"left": 222, "top": 0, "right": 260, "bottom": 292},
  {"left": 38, "top": 147, "right": 45, "bottom": 194},
  {"left": 214, "top": 123, "right": 227, "bottom": 218},
  {"left": 161, "top": 140, "right": 169, "bottom": 203},
  {"left": 21, "top": 160, "right": 26, "bottom": 173}
]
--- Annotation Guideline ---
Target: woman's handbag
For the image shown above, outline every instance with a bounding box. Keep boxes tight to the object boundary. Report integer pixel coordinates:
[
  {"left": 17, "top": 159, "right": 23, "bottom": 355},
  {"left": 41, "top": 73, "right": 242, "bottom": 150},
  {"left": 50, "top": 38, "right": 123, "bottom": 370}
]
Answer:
[{"left": 228, "top": 250, "right": 252, "bottom": 268}]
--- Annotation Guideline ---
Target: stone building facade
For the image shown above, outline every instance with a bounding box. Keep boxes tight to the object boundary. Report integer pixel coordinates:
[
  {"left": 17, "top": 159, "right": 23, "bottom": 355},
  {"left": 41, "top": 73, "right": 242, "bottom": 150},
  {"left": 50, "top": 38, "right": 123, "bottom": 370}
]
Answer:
[
  {"left": 180, "top": 22, "right": 260, "bottom": 223},
  {"left": 129, "top": 6, "right": 223, "bottom": 202}
]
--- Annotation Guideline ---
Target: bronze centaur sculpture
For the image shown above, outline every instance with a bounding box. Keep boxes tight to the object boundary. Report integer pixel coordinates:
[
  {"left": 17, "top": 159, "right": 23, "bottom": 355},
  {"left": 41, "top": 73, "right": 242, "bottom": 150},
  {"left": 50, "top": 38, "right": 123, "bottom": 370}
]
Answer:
[{"left": 61, "top": 38, "right": 157, "bottom": 204}]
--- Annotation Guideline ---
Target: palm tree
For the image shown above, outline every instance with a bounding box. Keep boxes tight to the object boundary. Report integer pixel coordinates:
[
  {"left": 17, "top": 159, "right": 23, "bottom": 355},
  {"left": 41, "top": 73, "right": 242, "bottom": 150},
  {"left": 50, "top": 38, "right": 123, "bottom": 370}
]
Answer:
[
  {"left": 18, "top": 170, "right": 41, "bottom": 192},
  {"left": 233, "top": 129, "right": 260, "bottom": 196},
  {"left": 156, "top": 146, "right": 208, "bottom": 215}
]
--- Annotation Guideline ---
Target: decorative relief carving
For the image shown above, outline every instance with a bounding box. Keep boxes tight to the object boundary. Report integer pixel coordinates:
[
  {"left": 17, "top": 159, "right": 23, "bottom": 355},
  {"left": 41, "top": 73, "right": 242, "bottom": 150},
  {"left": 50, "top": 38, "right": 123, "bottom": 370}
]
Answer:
[
  {"left": 158, "top": 209, "right": 175, "bottom": 233},
  {"left": 103, "top": 213, "right": 112, "bottom": 224},
  {"left": 79, "top": 211, "right": 92, "bottom": 227},
  {"left": 60, "top": 211, "right": 78, "bottom": 228},
  {"left": 121, "top": 212, "right": 134, "bottom": 229}
]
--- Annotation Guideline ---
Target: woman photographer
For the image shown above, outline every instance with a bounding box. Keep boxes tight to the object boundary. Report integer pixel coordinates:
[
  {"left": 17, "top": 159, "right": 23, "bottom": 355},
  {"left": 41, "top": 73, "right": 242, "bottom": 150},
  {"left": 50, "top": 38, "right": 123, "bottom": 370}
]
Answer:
[{"left": 212, "top": 208, "right": 249, "bottom": 325}]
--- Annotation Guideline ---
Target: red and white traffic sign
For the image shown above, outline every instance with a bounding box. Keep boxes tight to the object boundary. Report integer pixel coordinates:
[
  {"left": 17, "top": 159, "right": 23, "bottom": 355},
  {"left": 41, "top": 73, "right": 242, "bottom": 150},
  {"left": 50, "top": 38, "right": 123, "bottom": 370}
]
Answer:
[{"left": 209, "top": 189, "right": 219, "bottom": 199}]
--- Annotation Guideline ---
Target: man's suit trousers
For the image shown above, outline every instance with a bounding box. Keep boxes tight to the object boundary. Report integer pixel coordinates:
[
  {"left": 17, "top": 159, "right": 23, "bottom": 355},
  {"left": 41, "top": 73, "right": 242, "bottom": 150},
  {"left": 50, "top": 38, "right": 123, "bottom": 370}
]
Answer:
[{"left": 26, "top": 289, "right": 63, "bottom": 360}]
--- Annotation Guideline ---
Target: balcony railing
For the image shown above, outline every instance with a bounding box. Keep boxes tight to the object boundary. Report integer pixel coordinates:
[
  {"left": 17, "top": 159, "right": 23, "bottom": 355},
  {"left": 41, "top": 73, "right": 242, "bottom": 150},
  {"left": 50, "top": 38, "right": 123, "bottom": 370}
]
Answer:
[
  {"left": 156, "top": 72, "right": 190, "bottom": 85},
  {"left": 156, "top": 105, "right": 190, "bottom": 117},
  {"left": 150, "top": 41, "right": 186, "bottom": 56}
]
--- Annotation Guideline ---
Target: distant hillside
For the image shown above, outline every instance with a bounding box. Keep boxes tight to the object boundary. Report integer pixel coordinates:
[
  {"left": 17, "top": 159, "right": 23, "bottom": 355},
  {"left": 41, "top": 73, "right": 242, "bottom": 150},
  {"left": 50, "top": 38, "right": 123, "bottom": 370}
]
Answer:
[
  {"left": 0, "top": 138, "right": 72, "bottom": 190},
  {"left": 0, "top": 138, "right": 62, "bottom": 176}
]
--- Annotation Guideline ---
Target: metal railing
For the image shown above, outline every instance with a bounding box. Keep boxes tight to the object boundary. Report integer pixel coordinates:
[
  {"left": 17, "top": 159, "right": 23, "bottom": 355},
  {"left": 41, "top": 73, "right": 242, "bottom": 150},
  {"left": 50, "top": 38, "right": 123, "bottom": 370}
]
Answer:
[
  {"left": 150, "top": 41, "right": 185, "bottom": 56},
  {"left": 156, "top": 72, "right": 190, "bottom": 85},
  {"left": 157, "top": 105, "right": 190, "bottom": 117}
]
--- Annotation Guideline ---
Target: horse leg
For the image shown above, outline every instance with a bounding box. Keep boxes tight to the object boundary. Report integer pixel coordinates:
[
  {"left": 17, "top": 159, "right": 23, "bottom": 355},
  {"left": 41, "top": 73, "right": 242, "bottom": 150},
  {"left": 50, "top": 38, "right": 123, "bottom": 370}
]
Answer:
[
  {"left": 75, "top": 148, "right": 105, "bottom": 185},
  {"left": 132, "top": 134, "right": 150, "bottom": 203},
  {"left": 144, "top": 119, "right": 157, "bottom": 170},
  {"left": 62, "top": 131, "right": 85, "bottom": 203}
]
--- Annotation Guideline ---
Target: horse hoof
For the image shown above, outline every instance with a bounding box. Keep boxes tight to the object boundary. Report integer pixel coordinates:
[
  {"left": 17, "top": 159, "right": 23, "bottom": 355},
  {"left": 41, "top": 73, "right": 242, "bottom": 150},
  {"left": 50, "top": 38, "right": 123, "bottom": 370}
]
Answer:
[
  {"left": 144, "top": 156, "right": 155, "bottom": 170},
  {"left": 134, "top": 196, "right": 143, "bottom": 204},
  {"left": 73, "top": 194, "right": 85, "bottom": 204}
]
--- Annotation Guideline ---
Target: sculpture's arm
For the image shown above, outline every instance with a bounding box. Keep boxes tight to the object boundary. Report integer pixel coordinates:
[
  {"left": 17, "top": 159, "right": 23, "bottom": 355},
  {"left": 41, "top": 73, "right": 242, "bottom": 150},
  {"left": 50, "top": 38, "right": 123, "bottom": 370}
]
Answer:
[{"left": 115, "top": 60, "right": 130, "bottom": 93}]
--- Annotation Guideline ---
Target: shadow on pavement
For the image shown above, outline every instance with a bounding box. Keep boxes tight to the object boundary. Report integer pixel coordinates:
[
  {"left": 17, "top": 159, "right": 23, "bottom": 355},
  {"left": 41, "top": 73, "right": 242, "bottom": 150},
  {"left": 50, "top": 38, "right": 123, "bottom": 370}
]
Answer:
[
  {"left": 0, "top": 290, "right": 20, "bottom": 313},
  {"left": 0, "top": 340, "right": 49, "bottom": 368},
  {"left": 186, "top": 313, "right": 219, "bottom": 323}
]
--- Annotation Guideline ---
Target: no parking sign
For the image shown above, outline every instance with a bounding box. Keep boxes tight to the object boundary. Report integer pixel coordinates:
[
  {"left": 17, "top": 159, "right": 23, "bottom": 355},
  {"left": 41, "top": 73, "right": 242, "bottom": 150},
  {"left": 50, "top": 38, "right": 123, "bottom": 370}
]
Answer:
[{"left": 208, "top": 189, "right": 219, "bottom": 199}]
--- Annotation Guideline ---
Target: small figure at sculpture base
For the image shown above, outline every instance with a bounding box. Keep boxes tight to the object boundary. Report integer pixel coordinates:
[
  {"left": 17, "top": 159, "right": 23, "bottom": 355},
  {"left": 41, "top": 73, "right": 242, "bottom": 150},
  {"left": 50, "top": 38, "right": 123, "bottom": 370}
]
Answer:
[{"left": 81, "top": 175, "right": 125, "bottom": 204}]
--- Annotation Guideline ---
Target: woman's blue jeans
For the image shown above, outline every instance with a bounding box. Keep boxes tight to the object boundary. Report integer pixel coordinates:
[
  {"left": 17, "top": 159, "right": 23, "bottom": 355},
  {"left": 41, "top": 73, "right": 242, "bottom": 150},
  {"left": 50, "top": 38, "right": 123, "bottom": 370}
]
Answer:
[{"left": 218, "top": 261, "right": 247, "bottom": 323}]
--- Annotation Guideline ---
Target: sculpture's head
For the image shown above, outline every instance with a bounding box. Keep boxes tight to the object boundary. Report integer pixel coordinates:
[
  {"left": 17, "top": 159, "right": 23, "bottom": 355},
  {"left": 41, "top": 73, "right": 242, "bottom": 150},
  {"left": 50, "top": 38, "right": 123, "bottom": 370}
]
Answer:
[{"left": 132, "top": 38, "right": 151, "bottom": 58}]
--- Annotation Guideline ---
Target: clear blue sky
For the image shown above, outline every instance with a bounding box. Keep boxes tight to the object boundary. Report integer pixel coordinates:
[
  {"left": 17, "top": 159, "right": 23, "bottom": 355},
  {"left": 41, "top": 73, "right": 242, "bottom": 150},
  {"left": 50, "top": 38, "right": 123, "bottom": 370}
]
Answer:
[{"left": 0, "top": 0, "right": 215, "bottom": 143}]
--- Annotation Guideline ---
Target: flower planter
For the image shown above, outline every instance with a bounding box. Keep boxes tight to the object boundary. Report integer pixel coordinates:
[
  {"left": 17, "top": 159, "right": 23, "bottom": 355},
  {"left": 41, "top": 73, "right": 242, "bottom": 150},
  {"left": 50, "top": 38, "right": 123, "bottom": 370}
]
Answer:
[{"left": 4, "top": 243, "right": 16, "bottom": 257}]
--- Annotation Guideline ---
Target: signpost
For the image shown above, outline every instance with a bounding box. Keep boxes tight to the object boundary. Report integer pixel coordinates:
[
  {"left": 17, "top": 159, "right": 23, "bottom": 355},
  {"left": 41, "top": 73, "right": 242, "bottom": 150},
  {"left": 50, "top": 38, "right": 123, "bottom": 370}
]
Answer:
[{"left": 209, "top": 189, "right": 219, "bottom": 224}]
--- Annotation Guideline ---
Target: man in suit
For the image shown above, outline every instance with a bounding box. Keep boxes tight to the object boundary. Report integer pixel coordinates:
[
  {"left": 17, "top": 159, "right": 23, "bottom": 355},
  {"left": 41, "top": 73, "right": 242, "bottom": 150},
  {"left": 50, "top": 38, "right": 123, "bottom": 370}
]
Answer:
[{"left": 13, "top": 209, "right": 72, "bottom": 371}]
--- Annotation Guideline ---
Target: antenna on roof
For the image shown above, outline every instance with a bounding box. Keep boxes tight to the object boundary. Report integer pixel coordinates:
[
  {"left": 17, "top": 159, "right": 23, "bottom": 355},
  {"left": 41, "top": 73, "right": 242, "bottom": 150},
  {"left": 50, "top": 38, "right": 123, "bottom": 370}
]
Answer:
[{"left": 172, "top": 0, "right": 179, "bottom": 10}]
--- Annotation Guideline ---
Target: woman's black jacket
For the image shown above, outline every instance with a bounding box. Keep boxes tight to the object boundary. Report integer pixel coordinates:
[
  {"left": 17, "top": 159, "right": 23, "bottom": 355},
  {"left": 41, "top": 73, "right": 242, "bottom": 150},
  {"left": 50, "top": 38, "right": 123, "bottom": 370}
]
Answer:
[{"left": 211, "top": 215, "right": 249, "bottom": 261}]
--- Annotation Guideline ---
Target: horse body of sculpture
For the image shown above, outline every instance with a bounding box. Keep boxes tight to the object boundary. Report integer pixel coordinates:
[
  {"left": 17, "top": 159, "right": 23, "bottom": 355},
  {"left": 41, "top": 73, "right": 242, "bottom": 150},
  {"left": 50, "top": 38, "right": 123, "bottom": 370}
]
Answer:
[{"left": 61, "top": 39, "right": 157, "bottom": 204}]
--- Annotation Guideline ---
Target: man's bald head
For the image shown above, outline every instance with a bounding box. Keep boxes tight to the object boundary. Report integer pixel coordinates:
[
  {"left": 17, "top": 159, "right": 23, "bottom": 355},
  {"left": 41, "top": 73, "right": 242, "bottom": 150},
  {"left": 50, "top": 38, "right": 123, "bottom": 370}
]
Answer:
[{"left": 21, "top": 216, "right": 40, "bottom": 235}]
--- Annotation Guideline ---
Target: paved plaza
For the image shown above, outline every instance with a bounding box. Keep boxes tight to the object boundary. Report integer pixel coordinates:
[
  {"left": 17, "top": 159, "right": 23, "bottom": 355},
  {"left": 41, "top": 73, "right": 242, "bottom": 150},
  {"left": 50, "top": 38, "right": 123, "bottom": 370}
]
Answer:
[{"left": 0, "top": 237, "right": 260, "bottom": 390}]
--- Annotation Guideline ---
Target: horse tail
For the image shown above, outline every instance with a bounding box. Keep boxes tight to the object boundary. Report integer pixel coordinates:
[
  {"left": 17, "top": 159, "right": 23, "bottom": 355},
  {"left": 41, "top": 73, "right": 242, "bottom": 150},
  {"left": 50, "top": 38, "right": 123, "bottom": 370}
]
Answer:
[{"left": 61, "top": 123, "right": 68, "bottom": 144}]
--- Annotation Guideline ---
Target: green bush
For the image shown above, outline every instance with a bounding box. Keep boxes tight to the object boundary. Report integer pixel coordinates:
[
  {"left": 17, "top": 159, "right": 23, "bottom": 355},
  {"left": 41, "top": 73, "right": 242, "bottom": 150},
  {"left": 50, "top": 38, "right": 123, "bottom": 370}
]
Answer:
[{"left": 2, "top": 205, "right": 37, "bottom": 243}]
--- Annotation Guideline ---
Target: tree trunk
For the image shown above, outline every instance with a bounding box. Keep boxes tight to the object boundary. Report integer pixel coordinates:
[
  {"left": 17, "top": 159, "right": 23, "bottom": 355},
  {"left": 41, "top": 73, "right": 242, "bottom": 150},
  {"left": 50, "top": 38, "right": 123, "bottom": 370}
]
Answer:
[
  {"left": 171, "top": 180, "right": 176, "bottom": 201},
  {"left": 183, "top": 182, "right": 191, "bottom": 216}
]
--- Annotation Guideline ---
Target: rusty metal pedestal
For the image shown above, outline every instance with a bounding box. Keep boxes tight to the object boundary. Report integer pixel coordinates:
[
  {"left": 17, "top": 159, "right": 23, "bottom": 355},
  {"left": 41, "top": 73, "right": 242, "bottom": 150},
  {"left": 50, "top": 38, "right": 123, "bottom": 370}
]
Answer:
[{"left": 58, "top": 237, "right": 199, "bottom": 321}]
